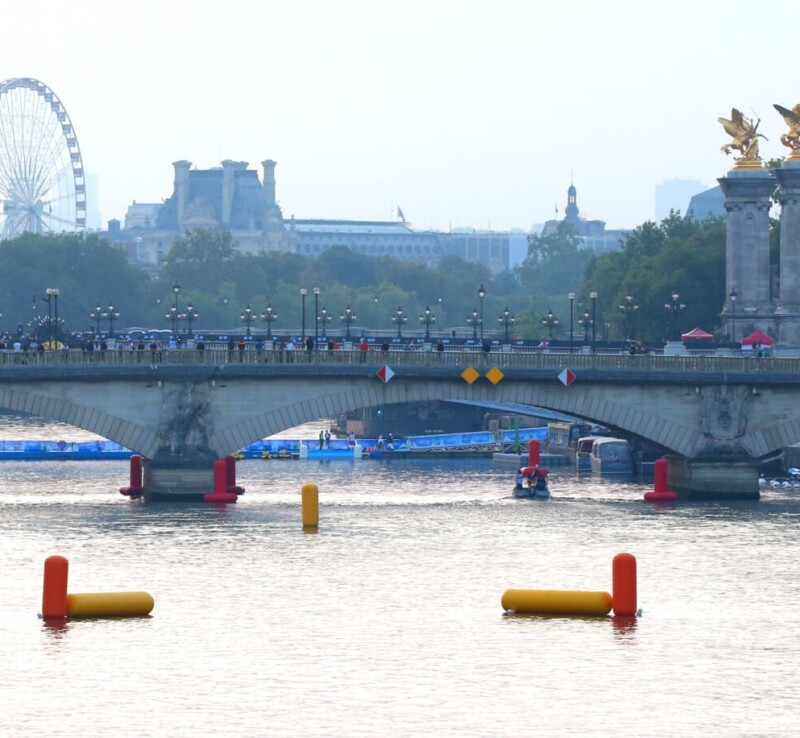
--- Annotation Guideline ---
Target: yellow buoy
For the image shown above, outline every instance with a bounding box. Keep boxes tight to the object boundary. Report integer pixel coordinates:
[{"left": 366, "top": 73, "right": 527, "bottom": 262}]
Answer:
[
  {"left": 501, "top": 589, "right": 612, "bottom": 616},
  {"left": 66, "top": 591, "right": 154, "bottom": 618},
  {"left": 301, "top": 482, "right": 319, "bottom": 529}
]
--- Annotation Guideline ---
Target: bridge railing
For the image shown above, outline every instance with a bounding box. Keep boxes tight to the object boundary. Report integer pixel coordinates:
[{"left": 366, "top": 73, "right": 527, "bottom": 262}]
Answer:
[{"left": 0, "top": 347, "right": 791, "bottom": 373}]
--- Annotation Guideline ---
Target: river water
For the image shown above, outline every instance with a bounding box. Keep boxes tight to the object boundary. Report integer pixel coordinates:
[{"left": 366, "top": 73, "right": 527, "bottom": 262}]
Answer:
[{"left": 2, "top": 415, "right": 799, "bottom": 737}]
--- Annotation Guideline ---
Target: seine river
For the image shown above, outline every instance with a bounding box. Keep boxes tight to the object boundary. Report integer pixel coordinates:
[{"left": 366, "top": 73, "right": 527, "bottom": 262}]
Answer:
[{"left": 2, "top": 415, "right": 799, "bottom": 737}]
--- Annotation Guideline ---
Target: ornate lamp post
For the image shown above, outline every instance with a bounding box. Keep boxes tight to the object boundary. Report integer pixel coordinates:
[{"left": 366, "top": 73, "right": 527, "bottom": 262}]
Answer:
[
  {"left": 419, "top": 306, "right": 435, "bottom": 340},
  {"left": 498, "top": 307, "right": 515, "bottom": 343},
  {"left": 729, "top": 287, "right": 738, "bottom": 344},
  {"left": 300, "top": 288, "right": 307, "bottom": 342},
  {"left": 581, "top": 309, "right": 592, "bottom": 344},
  {"left": 477, "top": 284, "right": 486, "bottom": 340},
  {"left": 341, "top": 304, "right": 357, "bottom": 339},
  {"left": 90, "top": 303, "right": 103, "bottom": 336},
  {"left": 664, "top": 292, "right": 686, "bottom": 342},
  {"left": 171, "top": 280, "right": 181, "bottom": 338},
  {"left": 590, "top": 291, "right": 598, "bottom": 353},
  {"left": 392, "top": 306, "right": 407, "bottom": 338},
  {"left": 318, "top": 305, "right": 331, "bottom": 339},
  {"left": 43, "top": 288, "right": 60, "bottom": 347},
  {"left": 181, "top": 303, "right": 198, "bottom": 338},
  {"left": 313, "top": 287, "right": 320, "bottom": 345},
  {"left": 373, "top": 295, "right": 379, "bottom": 332},
  {"left": 541, "top": 309, "right": 558, "bottom": 339},
  {"left": 104, "top": 302, "right": 120, "bottom": 337},
  {"left": 618, "top": 294, "right": 639, "bottom": 341},
  {"left": 241, "top": 305, "right": 254, "bottom": 337},
  {"left": 261, "top": 304, "right": 278, "bottom": 340},
  {"left": 568, "top": 292, "right": 576, "bottom": 353},
  {"left": 467, "top": 308, "right": 480, "bottom": 341}
]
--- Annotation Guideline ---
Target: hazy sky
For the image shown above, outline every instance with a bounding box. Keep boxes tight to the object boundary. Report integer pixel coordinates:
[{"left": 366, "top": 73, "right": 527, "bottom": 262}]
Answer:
[{"left": 3, "top": 0, "right": 796, "bottom": 232}]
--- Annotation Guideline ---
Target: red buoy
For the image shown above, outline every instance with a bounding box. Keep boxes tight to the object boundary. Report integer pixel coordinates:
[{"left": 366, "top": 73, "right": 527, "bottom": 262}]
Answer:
[
  {"left": 612, "top": 552, "right": 637, "bottom": 616},
  {"left": 528, "top": 440, "right": 540, "bottom": 467},
  {"left": 204, "top": 459, "right": 238, "bottom": 504},
  {"left": 120, "top": 454, "right": 143, "bottom": 497},
  {"left": 42, "top": 555, "right": 69, "bottom": 619},
  {"left": 644, "top": 458, "right": 677, "bottom": 502}
]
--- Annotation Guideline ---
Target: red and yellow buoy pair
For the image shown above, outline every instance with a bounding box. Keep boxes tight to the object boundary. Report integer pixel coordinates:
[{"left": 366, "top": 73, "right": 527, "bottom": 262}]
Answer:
[{"left": 501, "top": 552, "right": 638, "bottom": 617}]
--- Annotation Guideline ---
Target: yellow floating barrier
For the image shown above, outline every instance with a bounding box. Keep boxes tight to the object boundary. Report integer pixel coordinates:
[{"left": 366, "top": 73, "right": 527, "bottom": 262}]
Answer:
[
  {"left": 66, "top": 591, "right": 155, "bottom": 618},
  {"left": 501, "top": 589, "right": 612, "bottom": 616}
]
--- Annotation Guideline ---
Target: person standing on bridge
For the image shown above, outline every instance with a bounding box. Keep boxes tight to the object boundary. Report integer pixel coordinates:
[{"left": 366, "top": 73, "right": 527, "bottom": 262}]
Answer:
[
  {"left": 319, "top": 430, "right": 325, "bottom": 450},
  {"left": 359, "top": 337, "right": 368, "bottom": 363},
  {"left": 238, "top": 338, "right": 246, "bottom": 362}
]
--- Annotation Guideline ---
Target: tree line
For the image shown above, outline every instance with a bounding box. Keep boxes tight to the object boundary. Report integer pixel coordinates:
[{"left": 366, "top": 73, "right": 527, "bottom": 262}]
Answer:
[{"left": 0, "top": 214, "right": 739, "bottom": 342}]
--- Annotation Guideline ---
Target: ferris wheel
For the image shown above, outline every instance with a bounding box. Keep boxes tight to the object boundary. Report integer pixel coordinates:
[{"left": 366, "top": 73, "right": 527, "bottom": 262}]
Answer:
[{"left": 0, "top": 77, "right": 86, "bottom": 240}]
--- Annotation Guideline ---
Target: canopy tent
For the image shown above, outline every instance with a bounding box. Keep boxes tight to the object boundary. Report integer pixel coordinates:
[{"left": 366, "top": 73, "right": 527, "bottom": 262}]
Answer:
[
  {"left": 741, "top": 330, "right": 774, "bottom": 346},
  {"left": 681, "top": 327, "right": 714, "bottom": 341}
]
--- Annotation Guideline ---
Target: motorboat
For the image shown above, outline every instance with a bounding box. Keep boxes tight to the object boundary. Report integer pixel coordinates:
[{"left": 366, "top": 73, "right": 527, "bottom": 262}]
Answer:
[
  {"left": 514, "top": 465, "right": 550, "bottom": 499},
  {"left": 589, "top": 438, "right": 633, "bottom": 473}
]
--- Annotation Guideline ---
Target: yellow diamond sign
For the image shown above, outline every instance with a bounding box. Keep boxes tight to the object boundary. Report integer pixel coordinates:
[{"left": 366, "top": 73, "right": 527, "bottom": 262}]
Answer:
[
  {"left": 485, "top": 367, "right": 504, "bottom": 385},
  {"left": 461, "top": 366, "right": 480, "bottom": 384}
]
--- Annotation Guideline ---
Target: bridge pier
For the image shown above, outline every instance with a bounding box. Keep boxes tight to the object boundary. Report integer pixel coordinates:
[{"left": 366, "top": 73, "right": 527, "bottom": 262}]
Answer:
[
  {"left": 141, "top": 461, "right": 215, "bottom": 502},
  {"left": 665, "top": 455, "right": 760, "bottom": 501}
]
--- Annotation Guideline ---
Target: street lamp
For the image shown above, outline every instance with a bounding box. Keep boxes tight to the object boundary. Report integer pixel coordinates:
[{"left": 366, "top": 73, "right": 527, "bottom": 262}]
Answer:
[
  {"left": 300, "top": 288, "right": 307, "bottom": 342},
  {"left": 541, "top": 310, "right": 559, "bottom": 339},
  {"left": 581, "top": 309, "right": 592, "bottom": 344},
  {"left": 165, "top": 306, "right": 178, "bottom": 336},
  {"left": 373, "top": 295, "right": 379, "bottom": 333},
  {"left": 498, "top": 307, "right": 515, "bottom": 343},
  {"left": 729, "top": 287, "right": 738, "bottom": 344},
  {"left": 44, "top": 288, "right": 60, "bottom": 347},
  {"left": 664, "top": 292, "right": 686, "bottom": 342},
  {"left": 104, "top": 302, "right": 120, "bottom": 337},
  {"left": 340, "top": 304, "right": 357, "bottom": 339},
  {"left": 467, "top": 308, "right": 480, "bottom": 341},
  {"left": 261, "top": 304, "right": 278, "bottom": 340},
  {"left": 618, "top": 294, "right": 639, "bottom": 341},
  {"left": 313, "top": 287, "right": 320, "bottom": 345},
  {"left": 90, "top": 303, "right": 103, "bottom": 336},
  {"left": 241, "top": 305, "right": 254, "bottom": 337},
  {"left": 392, "top": 306, "right": 407, "bottom": 338},
  {"left": 477, "top": 284, "right": 486, "bottom": 340},
  {"left": 419, "top": 306, "right": 435, "bottom": 340},
  {"left": 181, "top": 303, "right": 198, "bottom": 338},
  {"left": 568, "top": 292, "right": 576, "bottom": 353},
  {"left": 317, "top": 305, "right": 331, "bottom": 339},
  {"left": 590, "top": 291, "right": 598, "bottom": 353}
]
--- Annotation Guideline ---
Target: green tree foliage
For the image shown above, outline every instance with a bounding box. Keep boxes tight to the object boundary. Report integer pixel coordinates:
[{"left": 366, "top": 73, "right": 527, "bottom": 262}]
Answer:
[
  {"left": 583, "top": 216, "right": 726, "bottom": 341},
  {"left": 516, "top": 222, "right": 593, "bottom": 298}
]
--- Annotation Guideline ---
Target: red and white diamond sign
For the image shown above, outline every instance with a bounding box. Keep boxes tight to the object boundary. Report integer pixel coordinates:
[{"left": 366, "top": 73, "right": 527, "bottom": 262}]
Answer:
[
  {"left": 376, "top": 365, "right": 395, "bottom": 383},
  {"left": 558, "top": 368, "right": 576, "bottom": 387}
]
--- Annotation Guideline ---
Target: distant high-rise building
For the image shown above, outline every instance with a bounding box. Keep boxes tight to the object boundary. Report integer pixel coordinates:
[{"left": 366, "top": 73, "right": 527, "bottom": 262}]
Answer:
[
  {"left": 655, "top": 179, "right": 707, "bottom": 221},
  {"left": 686, "top": 186, "right": 726, "bottom": 221}
]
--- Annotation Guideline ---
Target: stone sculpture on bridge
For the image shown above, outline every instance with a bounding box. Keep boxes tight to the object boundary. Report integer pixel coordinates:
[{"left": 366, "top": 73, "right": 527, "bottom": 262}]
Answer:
[
  {"left": 774, "top": 103, "right": 800, "bottom": 160},
  {"left": 155, "top": 383, "right": 213, "bottom": 464},
  {"left": 718, "top": 107, "right": 766, "bottom": 167}
]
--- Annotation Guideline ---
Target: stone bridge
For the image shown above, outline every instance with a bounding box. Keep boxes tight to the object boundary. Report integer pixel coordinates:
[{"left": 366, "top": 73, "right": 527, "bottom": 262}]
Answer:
[{"left": 2, "top": 348, "right": 799, "bottom": 499}]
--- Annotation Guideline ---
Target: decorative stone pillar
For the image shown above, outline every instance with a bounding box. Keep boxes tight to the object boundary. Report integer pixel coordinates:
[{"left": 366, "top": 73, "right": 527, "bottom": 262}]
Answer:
[
  {"left": 718, "top": 169, "right": 775, "bottom": 338},
  {"left": 774, "top": 161, "right": 800, "bottom": 345},
  {"left": 262, "top": 159, "right": 277, "bottom": 208}
]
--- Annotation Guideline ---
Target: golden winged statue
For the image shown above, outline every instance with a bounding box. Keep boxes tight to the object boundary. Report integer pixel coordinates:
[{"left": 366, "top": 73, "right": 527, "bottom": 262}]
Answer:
[
  {"left": 718, "top": 108, "right": 766, "bottom": 166},
  {"left": 774, "top": 103, "right": 800, "bottom": 160}
]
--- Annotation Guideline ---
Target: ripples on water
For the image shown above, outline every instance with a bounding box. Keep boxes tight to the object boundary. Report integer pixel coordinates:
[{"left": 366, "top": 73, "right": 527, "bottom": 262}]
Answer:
[{"left": 2, "top": 416, "right": 800, "bottom": 736}]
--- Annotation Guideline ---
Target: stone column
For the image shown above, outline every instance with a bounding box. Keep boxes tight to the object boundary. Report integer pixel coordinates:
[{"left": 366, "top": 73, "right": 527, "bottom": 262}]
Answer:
[
  {"left": 774, "top": 161, "right": 800, "bottom": 344},
  {"left": 718, "top": 169, "right": 775, "bottom": 339},
  {"left": 262, "top": 159, "right": 277, "bottom": 207}
]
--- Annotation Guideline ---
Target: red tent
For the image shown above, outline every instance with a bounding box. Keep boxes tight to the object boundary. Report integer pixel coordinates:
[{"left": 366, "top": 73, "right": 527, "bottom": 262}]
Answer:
[
  {"left": 741, "top": 330, "right": 774, "bottom": 346},
  {"left": 681, "top": 327, "right": 714, "bottom": 342}
]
